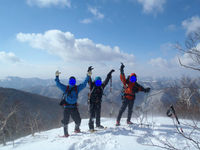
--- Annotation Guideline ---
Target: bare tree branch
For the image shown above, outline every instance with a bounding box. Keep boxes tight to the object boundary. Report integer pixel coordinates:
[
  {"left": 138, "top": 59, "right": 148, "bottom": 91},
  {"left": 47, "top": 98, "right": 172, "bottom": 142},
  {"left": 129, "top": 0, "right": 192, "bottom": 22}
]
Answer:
[{"left": 178, "top": 57, "right": 200, "bottom": 71}]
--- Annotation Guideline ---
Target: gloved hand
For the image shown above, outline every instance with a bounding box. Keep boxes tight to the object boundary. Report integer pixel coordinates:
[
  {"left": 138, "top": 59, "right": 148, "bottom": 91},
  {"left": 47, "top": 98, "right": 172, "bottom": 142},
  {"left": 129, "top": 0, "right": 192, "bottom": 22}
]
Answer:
[
  {"left": 108, "top": 69, "right": 115, "bottom": 77},
  {"left": 87, "top": 66, "right": 93, "bottom": 76},
  {"left": 120, "top": 62, "right": 125, "bottom": 74},
  {"left": 55, "top": 70, "right": 61, "bottom": 77},
  {"left": 144, "top": 87, "right": 150, "bottom": 93},
  {"left": 88, "top": 66, "right": 94, "bottom": 72}
]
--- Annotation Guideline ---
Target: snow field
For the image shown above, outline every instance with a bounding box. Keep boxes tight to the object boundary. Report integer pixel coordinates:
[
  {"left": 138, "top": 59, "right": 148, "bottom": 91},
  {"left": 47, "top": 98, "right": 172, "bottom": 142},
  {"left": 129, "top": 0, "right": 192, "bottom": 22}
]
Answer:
[{"left": 0, "top": 117, "right": 199, "bottom": 150}]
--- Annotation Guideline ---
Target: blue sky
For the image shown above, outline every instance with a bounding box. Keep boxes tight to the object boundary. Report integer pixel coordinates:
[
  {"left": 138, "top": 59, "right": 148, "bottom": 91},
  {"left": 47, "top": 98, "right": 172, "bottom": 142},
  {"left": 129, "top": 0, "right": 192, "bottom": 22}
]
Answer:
[{"left": 0, "top": 0, "right": 200, "bottom": 79}]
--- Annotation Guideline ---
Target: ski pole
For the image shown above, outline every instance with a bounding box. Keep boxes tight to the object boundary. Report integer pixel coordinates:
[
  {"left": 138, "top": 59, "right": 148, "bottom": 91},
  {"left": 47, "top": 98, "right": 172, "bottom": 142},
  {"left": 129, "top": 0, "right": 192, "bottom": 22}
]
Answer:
[
  {"left": 171, "top": 106, "right": 183, "bottom": 133},
  {"left": 110, "top": 76, "right": 112, "bottom": 93},
  {"left": 167, "top": 105, "right": 183, "bottom": 133}
]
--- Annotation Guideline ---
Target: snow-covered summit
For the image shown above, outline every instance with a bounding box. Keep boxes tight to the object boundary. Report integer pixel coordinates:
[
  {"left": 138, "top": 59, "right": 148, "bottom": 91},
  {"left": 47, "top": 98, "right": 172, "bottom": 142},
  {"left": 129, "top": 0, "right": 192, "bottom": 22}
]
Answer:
[{"left": 1, "top": 117, "right": 199, "bottom": 150}]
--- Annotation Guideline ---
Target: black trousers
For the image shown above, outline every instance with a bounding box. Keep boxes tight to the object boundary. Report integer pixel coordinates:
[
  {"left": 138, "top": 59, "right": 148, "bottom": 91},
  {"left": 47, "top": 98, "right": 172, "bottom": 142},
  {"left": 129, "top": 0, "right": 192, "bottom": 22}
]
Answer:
[
  {"left": 89, "top": 101, "right": 101, "bottom": 129},
  {"left": 63, "top": 107, "right": 81, "bottom": 135},
  {"left": 117, "top": 99, "right": 134, "bottom": 122}
]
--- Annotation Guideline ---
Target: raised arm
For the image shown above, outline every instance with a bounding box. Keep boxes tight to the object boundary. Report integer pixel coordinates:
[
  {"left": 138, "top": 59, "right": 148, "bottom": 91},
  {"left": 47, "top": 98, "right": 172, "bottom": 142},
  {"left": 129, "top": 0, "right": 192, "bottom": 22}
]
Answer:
[
  {"left": 55, "top": 71, "right": 67, "bottom": 93},
  {"left": 102, "top": 69, "right": 115, "bottom": 89},
  {"left": 77, "top": 75, "right": 89, "bottom": 92},
  {"left": 77, "top": 66, "right": 93, "bottom": 92},
  {"left": 88, "top": 76, "right": 94, "bottom": 90},
  {"left": 120, "top": 63, "right": 126, "bottom": 86}
]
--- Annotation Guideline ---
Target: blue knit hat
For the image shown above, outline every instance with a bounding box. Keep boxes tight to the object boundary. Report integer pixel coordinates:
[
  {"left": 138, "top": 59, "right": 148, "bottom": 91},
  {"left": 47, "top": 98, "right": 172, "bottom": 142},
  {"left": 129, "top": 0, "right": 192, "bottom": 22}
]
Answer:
[
  {"left": 94, "top": 76, "right": 102, "bottom": 86},
  {"left": 94, "top": 76, "right": 102, "bottom": 82}
]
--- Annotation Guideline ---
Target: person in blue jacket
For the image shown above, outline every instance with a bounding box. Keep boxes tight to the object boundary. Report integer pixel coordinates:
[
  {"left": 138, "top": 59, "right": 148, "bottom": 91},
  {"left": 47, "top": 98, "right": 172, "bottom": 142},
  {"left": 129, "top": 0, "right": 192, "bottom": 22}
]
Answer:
[{"left": 55, "top": 67, "right": 92, "bottom": 137}]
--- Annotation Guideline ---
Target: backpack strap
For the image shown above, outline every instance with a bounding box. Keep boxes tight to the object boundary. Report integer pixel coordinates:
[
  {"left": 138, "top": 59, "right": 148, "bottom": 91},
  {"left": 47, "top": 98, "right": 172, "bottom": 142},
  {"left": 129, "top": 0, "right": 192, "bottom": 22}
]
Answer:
[
  {"left": 66, "top": 85, "right": 70, "bottom": 93},
  {"left": 74, "top": 85, "right": 78, "bottom": 95},
  {"left": 90, "top": 83, "right": 103, "bottom": 93},
  {"left": 62, "top": 85, "right": 69, "bottom": 97},
  {"left": 65, "top": 85, "right": 78, "bottom": 97},
  {"left": 90, "top": 83, "right": 95, "bottom": 93},
  {"left": 60, "top": 86, "right": 69, "bottom": 106},
  {"left": 121, "top": 84, "right": 135, "bottom": 99},
  {"left": 89, "top": 83, "right": 104, "bottom": 99}
]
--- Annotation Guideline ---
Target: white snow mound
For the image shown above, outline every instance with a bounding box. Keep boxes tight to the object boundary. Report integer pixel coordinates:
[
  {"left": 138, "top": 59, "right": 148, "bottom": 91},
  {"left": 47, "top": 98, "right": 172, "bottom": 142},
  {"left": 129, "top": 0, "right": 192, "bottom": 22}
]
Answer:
[{"left": 0, "top": 117, "right": 199, "bottom": 150}]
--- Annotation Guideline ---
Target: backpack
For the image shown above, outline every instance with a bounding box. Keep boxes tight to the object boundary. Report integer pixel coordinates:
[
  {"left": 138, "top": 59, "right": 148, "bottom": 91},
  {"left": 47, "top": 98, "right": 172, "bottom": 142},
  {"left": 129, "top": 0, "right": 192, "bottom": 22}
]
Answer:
[
  {"left": 59, "top": 85, "right": 78, "bottom": 106},
  {"left": 88, "top": 83, "right": 103, "bottom": 103},
  {"left": 121, "top": 76, "right": 131, "bottom": 99},
  {"left": 121, "top": 83, "right": 139, "bottom": 100},
  {"left": 121, "top": 85, "right": 127, "bottom": 100}
]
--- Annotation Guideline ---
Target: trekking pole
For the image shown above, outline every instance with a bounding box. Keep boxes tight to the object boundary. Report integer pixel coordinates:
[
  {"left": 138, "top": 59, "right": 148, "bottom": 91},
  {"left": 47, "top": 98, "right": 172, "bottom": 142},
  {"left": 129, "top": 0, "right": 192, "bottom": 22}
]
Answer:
[
  {"left": 109, "top": 75, "right": 113, "bottom": 117},
  {"left": 171, "top": 105, "right": 184, "bottom": 133},
  {"left": 143, "top": 92, "right": 150, "bottom": 123},
  {"left": 167, "top": 105, "right": 183, "bottom": 133},
  {"left": 110, "top": 75, "right": 112, "bottom": 93}
]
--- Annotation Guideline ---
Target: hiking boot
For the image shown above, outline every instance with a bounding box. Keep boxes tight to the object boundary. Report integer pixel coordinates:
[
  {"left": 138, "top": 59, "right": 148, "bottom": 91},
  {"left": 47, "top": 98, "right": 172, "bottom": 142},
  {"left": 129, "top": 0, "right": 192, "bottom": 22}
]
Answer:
[
  {"left": 64, "top": 126, "right": 68, "bottom": 136},
  {"left": 74, "top": 124, "right": 81, "bottom": 133},
  {"left": 96, "top": 125, "right": 104, "bottom": 129},
  {"left": 116, "top": 121, "right": 120, "bottom": 126},
  {"left": 74, "top": 129, "right": 81, "bottom": 133},
  {"left": 65, "top": 134, "right": 69, "bottom": 137},
  {"left": 60, "top": 134, "right": 69, "bottom": 138},
  {"left": 127, "top": 121, "right": 133, "bottom": 125}
]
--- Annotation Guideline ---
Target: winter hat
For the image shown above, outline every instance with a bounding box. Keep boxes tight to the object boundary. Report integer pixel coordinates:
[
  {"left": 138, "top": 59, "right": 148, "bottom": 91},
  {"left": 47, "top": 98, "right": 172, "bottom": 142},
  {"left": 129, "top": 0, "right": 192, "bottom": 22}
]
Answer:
[
  {"left": 94, "top": 76, "right": 102, "bottom": 81},
  {"left": 69, "top": 76, "right": 76, "bottom": 86},
  {"left": 129, "top": 73, "right": 137, "bottom": 83},
  {"left": 94, "top": 76, "right": 102, "bottom": 86}
]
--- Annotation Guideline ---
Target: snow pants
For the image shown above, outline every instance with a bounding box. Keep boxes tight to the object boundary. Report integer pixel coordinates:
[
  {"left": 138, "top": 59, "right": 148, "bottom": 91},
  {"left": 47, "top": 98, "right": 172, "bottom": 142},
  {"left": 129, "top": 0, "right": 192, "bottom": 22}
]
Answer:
[
  {"left": 117, "top": 99, "right": 134, "bottom": 122},
  {"left": 88, "top": 101, "right": 101, "bottom": 129},
  {"left": 63, "top": 107, "right": 81, "bottom": 135}
]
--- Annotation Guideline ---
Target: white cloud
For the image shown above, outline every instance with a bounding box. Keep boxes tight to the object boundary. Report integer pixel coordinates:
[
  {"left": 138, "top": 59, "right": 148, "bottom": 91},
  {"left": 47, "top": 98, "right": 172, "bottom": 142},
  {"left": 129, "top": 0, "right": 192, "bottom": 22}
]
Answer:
[
  {"left": 197, "top": 43, "right": 200, "bottom": 51},
  {"left": 16, "top": 30, "right": 134, "bottom": 63},
  {"left": 160, "top": 42, "right": 174, "bottom": 51},
  {"left": 0, "top": 51, "right": 21, "bottom": 63},
  {"left": 166, "top": 24, "right": 176, "bottom": 31},
  {"left": 80, "top": 7, "right": 104, "bottom": 24},
  {"left": 178, "top": 43, "right": 200, "bottom": 67},
  {"left": 149, "top": 57, "right": 169, "bottom": 68},
  {"left": 80, "top": 18, "right": 92, "bottom": 24},
  {"left": 178, "top": 53, "right": 195, "bottom": 66},
  {"left": 182, "top": 16, "right": 200, "bottom": 35},
  {"left": 137, "top": 0, "right": 166, "bottom": 14},
  {"left": 88, "top": 7, "right": 104, "bottom": 19},
  {"left": 27, "top": 0, "right": 71, "bottom": 8}
]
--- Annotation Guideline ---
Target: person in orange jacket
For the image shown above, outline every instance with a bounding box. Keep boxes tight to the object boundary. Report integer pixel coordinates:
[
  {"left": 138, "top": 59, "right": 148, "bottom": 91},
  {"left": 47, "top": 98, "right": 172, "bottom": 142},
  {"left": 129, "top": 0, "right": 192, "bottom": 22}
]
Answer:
[{"left": 116, "top": 63, "right": 150, "bottom": 126}]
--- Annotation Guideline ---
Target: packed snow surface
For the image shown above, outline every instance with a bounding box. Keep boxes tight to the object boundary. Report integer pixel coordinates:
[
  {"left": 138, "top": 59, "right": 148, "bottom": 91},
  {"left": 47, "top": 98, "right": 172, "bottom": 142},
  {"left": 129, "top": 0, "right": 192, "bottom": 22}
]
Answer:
[{"left": 1, "top": 117, "right": 199, "bottom": 150}]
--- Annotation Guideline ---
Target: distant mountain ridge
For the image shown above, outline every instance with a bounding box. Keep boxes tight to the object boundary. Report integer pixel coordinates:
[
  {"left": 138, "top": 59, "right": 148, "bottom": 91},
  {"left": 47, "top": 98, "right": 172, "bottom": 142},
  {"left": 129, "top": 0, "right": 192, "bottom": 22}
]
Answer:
[
  {"left": 0, "top": 76, "right": 178, "bottom": 112},
  {"left": 0, "top": 76, "right": 172, "bottom": 96},
  {"left": 0, "top": 76, "right": 54, "bottom": 89},
  {"left": 0, "top": 87, "right": 91, "bottom": 143},
  {"left": 0, "top": 86, "right": 61, "bottom": 122}
]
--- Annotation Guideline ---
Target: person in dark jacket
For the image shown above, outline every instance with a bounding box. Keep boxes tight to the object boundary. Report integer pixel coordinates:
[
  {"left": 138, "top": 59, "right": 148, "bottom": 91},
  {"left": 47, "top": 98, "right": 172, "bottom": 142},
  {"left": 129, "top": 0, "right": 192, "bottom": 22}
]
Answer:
[
  {"left": 116, "top": 63, "right": 150, "bottom": 126},
  {"left": 55, "top": 67, "right": 92, "bottom": 137},
  {"left": 88, "top": 68, "right": 115, "bottom": 131}
]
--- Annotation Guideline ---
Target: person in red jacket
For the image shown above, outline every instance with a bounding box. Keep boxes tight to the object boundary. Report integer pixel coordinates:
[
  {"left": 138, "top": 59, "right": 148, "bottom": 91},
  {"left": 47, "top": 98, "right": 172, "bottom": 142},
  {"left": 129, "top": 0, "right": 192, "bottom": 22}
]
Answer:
[{"left": 116, "top": 63, "right": 150, "bottom": 126}]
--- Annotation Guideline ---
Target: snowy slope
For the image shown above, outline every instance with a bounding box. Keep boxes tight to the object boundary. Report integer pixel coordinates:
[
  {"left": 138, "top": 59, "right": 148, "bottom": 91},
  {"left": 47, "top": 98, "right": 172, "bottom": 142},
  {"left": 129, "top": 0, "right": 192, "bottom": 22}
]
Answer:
[{"left": 1, "top": 117, "right": 199, "bottom": 150}]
